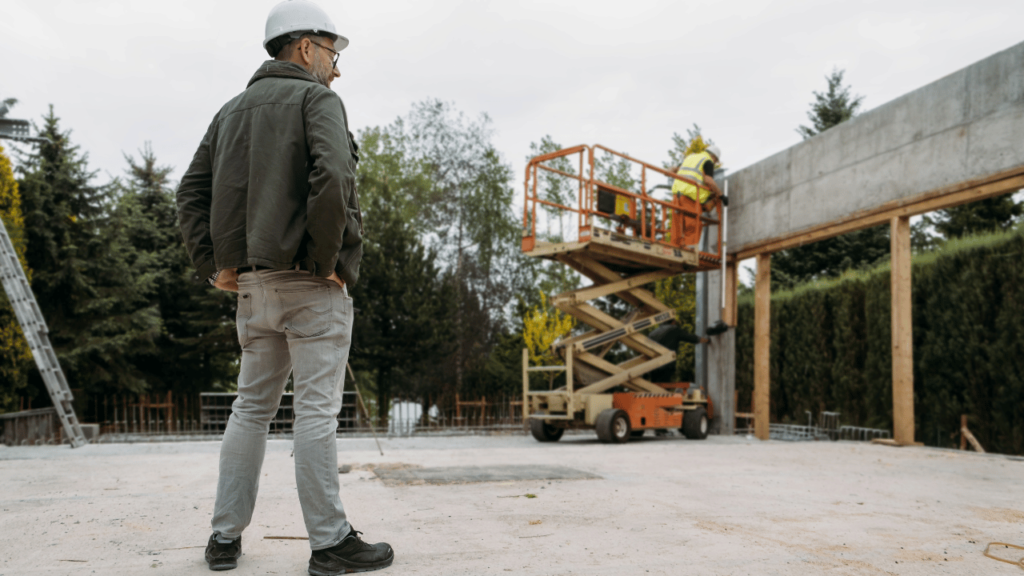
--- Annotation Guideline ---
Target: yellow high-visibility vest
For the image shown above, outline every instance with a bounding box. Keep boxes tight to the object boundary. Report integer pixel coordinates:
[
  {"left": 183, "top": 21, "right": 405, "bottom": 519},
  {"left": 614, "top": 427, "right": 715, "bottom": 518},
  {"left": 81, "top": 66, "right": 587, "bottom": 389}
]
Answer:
[{"left": 671, "top": 151, "right": 715, "bottom": 204}]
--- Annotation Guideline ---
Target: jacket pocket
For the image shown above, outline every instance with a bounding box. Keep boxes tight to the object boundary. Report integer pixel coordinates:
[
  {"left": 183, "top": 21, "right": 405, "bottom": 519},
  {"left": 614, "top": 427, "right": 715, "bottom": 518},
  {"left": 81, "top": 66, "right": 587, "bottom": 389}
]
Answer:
[
  {"left": 342, "top": 207, "right": 363, "bottom": 247},
  {"left": 347, "top": 130, "right": 360, "bottom": 163}
]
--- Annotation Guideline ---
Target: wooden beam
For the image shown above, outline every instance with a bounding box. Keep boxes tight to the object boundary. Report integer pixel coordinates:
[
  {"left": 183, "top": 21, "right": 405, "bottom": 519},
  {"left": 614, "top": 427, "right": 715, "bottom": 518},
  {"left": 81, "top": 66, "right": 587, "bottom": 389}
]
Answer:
[
  {"left": 960, "top": 415, "right": 985, "bottom": 453},
  {"left": 723, "top": 261, "right": 738, "bottom": 326},
  {"left": 891, "top": 216, "right": 915, "bottom": 445},
  {"left": 754, "top": 253, "right": 771, "bottom": 441},
  {"left": 734, "top": 167, "right": 1024, "bottom": 259}
]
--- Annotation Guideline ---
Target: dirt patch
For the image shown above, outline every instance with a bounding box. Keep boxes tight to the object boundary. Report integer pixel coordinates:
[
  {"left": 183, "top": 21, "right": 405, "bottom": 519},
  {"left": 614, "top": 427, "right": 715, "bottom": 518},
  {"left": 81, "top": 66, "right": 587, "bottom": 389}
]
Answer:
[
  {"left": 344, "top": 462, "right": 422, "bottom": 472},
  {"left": 971, "top": 507, "right": 1024, "bottom": 522},
  {"left": 372, "top": 464, "right": 600, "bottom": 487}
]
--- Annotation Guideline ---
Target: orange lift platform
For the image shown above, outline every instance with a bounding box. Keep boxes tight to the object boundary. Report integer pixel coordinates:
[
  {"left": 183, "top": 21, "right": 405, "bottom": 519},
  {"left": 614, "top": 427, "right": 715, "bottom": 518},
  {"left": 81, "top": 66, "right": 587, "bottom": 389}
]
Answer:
[{"left": 521, "top": 144, "right": 725, "bottom": 443}]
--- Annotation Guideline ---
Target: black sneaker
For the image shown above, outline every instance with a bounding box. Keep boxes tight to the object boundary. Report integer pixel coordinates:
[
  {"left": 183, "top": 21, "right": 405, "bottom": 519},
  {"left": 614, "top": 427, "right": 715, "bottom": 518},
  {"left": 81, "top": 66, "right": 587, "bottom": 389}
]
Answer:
[
  {"left": 308, "top": 528, "right": 394, "bottom": 575},
  {"left": 205, "top": 533, "right": 241, "bottom": 571}
]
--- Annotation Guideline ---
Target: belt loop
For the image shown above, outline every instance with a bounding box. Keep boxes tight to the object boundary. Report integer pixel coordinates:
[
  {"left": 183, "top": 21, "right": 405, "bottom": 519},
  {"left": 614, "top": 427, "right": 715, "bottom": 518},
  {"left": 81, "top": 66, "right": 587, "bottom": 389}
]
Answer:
[{"left": 294, "top": 263, "right": 300, "bottom": 272}]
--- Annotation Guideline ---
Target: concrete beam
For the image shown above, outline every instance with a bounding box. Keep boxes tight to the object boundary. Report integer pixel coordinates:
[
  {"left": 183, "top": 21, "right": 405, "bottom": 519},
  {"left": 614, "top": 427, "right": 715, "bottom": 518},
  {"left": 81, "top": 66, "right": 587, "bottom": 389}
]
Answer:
[{"left": 727, "top": 40, "right": 1024, "bottom": 256}]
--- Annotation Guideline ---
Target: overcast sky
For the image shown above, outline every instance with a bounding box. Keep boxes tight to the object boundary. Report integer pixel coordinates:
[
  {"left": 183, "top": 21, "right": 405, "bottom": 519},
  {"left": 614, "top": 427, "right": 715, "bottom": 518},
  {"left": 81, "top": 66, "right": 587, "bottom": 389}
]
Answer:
[{"left": 3, "top": 0, "right": 1021, "bottom": 186}]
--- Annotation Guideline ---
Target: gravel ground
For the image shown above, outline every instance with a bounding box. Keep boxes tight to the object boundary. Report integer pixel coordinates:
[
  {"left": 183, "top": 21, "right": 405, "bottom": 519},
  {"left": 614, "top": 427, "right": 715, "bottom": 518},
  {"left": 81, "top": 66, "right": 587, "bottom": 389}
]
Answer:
[{"left": 1, "top": 434, "right": 1022, "bottom": 575}]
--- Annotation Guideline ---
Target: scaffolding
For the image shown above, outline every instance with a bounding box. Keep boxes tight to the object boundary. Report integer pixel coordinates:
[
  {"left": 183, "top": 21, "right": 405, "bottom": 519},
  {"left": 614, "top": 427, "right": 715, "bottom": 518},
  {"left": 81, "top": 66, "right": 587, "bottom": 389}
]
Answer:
[{"left": 522, "top": 145, "right": 724, "bottom": 443}]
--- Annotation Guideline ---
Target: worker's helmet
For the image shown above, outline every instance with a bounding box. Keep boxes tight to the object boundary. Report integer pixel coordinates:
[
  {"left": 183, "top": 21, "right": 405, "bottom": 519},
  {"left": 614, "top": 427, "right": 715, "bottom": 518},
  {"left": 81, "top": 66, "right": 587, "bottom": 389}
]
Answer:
[
  {"left": 264, "top": 0, "right": 349, "bottom": 57},
  {"left": 706, "top": 144, "right": 722, "bottom": 163}
]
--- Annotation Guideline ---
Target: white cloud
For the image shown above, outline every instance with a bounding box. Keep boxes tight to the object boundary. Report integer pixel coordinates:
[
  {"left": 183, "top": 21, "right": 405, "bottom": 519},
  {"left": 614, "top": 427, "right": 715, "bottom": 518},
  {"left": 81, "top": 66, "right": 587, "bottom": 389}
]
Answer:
[{"left": 1, "top": 0, "right": 1020, "bottom": 192}]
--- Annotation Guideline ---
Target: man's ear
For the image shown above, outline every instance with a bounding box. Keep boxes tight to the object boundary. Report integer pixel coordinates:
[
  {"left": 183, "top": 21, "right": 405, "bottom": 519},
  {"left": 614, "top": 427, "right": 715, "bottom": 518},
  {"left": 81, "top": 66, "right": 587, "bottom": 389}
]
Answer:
[{"left": 299, "top": 38, "right": 314, "bottom": 66}]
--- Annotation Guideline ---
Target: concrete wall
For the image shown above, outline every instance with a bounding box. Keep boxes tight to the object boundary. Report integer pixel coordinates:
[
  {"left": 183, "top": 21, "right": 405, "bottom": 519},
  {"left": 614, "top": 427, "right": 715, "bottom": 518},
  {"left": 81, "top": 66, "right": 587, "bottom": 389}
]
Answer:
[
  {"left": 727, "top": 40, "right": 1024, "bottom": 254},
  {"left": 707, "top": 41, "right": 1024, "bottom": 434}
]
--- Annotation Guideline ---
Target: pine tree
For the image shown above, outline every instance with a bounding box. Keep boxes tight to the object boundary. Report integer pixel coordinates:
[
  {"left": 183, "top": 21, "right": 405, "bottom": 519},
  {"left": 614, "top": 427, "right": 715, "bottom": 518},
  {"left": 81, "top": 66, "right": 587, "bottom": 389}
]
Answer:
[
  {"left": 774, "top": 69, "right": 887, "bottom": 289},
  {"left": 114, "top": 144, "right": 239, "bottom": 395},
  {"left": 16, "top": 107, "right": 161, "bottom": 396},
  {"left": 0, "top": 144, "right": 33, "bottom": 412},
  {"left": 796, "top": 69, "right": 864, "bottom": 140},
  {"left": 924, "top": 195, "right": 1023, "bottom": 239}
]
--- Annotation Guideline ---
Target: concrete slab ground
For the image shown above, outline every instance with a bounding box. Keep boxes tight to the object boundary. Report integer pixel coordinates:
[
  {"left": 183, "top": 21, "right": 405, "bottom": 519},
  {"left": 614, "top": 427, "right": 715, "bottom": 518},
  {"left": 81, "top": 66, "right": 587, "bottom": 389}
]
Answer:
[{"left": 1, "top": 434, "right": 1022, "bottom": 575}]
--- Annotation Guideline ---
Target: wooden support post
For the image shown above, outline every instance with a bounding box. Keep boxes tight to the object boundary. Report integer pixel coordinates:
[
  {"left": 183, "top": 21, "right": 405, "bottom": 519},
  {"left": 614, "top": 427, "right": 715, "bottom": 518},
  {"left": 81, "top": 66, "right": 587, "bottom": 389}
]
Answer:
[
  {"left": 723, "top": 260, "right": 738, "bottom": 326},
  {"left": 754, "top": 253, "right": 771, "bottom": 441},
  {"left": 890, "top": 216, "right": 915, "bottom": 445}
]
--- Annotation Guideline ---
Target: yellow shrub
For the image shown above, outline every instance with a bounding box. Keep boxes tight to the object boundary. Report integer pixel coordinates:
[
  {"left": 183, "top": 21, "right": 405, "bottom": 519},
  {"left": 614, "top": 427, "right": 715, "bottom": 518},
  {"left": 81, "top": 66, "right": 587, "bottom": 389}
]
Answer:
[
  {"left": 522, "top": 291, "right": 574, "bottom": 366},
  {"left": 0, "top": 145, "right": 32, "bottom": 412}
]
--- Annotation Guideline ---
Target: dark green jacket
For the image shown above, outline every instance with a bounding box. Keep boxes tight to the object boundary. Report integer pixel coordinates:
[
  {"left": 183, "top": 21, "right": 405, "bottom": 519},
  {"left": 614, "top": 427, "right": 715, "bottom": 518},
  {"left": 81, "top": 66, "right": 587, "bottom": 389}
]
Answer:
[{"left": 177, "top": 60, "right": 363, "bottom": 286}]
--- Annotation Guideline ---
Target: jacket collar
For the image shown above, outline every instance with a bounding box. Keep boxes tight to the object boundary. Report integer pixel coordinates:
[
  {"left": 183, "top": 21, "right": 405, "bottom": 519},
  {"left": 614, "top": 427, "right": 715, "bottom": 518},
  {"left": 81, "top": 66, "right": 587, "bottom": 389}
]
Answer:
[{"left": 247, "top": 60, "right": 319, "bottom": 88}]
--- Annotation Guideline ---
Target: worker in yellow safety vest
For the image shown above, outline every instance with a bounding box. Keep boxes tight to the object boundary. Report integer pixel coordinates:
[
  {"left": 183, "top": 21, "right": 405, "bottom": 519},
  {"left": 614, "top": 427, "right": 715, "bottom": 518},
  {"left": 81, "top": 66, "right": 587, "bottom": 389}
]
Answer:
[
  {"left": 671, "top": 144, "right": 722, "bottom": 206},
  {"left": 666, "top": 144, "right": 722, "bottom": 247}
]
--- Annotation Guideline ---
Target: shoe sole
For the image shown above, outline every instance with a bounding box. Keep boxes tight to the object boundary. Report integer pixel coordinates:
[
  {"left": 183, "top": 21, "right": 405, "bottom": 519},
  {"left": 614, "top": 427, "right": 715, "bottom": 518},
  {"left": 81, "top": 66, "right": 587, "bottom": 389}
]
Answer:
[{"left": 308, "top": 552, "right": 394, "bottom": 575}]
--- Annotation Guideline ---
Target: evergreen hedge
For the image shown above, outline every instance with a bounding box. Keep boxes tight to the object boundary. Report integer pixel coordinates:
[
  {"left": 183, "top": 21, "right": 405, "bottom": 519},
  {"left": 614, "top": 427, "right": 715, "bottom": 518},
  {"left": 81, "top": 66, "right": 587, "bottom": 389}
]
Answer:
[{"left": 735, "top": 226, "right": 1024, "bottom": 455}]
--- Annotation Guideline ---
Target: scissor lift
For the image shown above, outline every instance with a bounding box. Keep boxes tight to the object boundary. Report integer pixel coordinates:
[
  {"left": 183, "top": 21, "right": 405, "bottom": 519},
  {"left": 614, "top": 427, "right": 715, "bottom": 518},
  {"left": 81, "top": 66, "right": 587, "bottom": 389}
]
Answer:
[{"left": 521, "top": 145, "right": 724, "bottom": 443}]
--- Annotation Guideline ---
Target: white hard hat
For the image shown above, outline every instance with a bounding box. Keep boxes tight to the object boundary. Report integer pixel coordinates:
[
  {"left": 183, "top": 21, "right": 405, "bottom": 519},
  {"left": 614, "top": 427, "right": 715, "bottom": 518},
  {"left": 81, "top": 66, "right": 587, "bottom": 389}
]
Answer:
[
  {"left": 706, "top": 144, "right": 722, "bottom": 162},
  {"left": 264, "top": 0, "right": 348, "bottom": 56}
]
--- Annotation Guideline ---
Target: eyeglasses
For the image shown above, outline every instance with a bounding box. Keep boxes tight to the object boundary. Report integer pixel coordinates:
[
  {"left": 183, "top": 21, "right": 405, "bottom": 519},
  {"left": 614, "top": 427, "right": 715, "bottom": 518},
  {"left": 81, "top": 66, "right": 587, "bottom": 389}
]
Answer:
[{"left": 308, "top": 39, "right": 339, "bottom": 70}]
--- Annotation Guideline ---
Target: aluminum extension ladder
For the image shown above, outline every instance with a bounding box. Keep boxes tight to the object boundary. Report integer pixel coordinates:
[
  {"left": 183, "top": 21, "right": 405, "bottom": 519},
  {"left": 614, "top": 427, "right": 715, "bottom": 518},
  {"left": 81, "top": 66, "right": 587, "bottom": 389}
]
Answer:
[{"left": 0, "top": 219, "right": 88, "bottom": 447}]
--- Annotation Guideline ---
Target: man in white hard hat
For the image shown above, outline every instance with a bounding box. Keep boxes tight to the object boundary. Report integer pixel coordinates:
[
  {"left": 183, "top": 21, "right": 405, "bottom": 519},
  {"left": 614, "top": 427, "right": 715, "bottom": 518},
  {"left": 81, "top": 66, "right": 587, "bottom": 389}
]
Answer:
[{"left": 177, "top": 1, "right": 394, "bottom": 573}]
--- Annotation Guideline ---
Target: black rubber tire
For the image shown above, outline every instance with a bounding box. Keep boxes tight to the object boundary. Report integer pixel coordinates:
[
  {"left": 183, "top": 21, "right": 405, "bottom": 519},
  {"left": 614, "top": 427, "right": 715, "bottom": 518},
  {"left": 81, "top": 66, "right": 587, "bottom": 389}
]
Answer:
[
  {"left": 682, "top": 406, "right": 709, "bottom": 440},
  {"left": 530, "top": 419, "right": 564, "bottom": 442},
  {"left": 630, "top": 430, "right": 646, "bottom": 438},
  {"left": 595, "top": 409, "right": 631, "bottom": 444}
]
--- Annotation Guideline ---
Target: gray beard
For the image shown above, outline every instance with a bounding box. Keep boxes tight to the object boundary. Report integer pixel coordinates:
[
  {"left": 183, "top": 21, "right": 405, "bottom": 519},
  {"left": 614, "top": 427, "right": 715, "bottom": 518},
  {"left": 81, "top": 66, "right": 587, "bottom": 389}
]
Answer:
[{"left": 309, "top": 55, "right": 333, "bottom": 88}]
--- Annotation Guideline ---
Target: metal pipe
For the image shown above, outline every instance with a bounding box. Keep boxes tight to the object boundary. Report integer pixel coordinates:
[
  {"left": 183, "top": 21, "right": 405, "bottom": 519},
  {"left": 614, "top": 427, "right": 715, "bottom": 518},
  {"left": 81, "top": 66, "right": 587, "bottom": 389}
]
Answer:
[
  {"left": 346, "top": 363, "right": 383, "bottom": 456},
  {"left": 536, "top": 162, "right": 585, "bottom": 182},
  {"left": 721, "top": 180, "right": 729, "bottom": 307}
]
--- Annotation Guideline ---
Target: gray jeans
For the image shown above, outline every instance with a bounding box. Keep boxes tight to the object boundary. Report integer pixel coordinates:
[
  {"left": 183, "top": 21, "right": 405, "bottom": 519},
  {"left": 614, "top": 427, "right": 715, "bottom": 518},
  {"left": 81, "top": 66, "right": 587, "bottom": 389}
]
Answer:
[{"left": 212, "top": 269, "right": 352, "bottom": 550}]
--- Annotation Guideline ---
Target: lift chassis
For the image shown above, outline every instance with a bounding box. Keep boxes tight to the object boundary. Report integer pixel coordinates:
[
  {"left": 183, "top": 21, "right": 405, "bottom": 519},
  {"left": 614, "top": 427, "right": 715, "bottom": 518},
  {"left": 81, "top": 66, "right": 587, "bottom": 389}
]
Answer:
[{"left": 520, "top": 144, "right": 725, "bottom": 444}]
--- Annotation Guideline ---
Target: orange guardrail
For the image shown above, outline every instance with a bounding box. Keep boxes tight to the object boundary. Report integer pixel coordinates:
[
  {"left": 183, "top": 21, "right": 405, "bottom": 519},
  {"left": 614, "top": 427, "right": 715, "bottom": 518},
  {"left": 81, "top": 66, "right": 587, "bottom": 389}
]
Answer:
[{"left": 521, "top": 144, "right": 722, "bottom": 268}]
